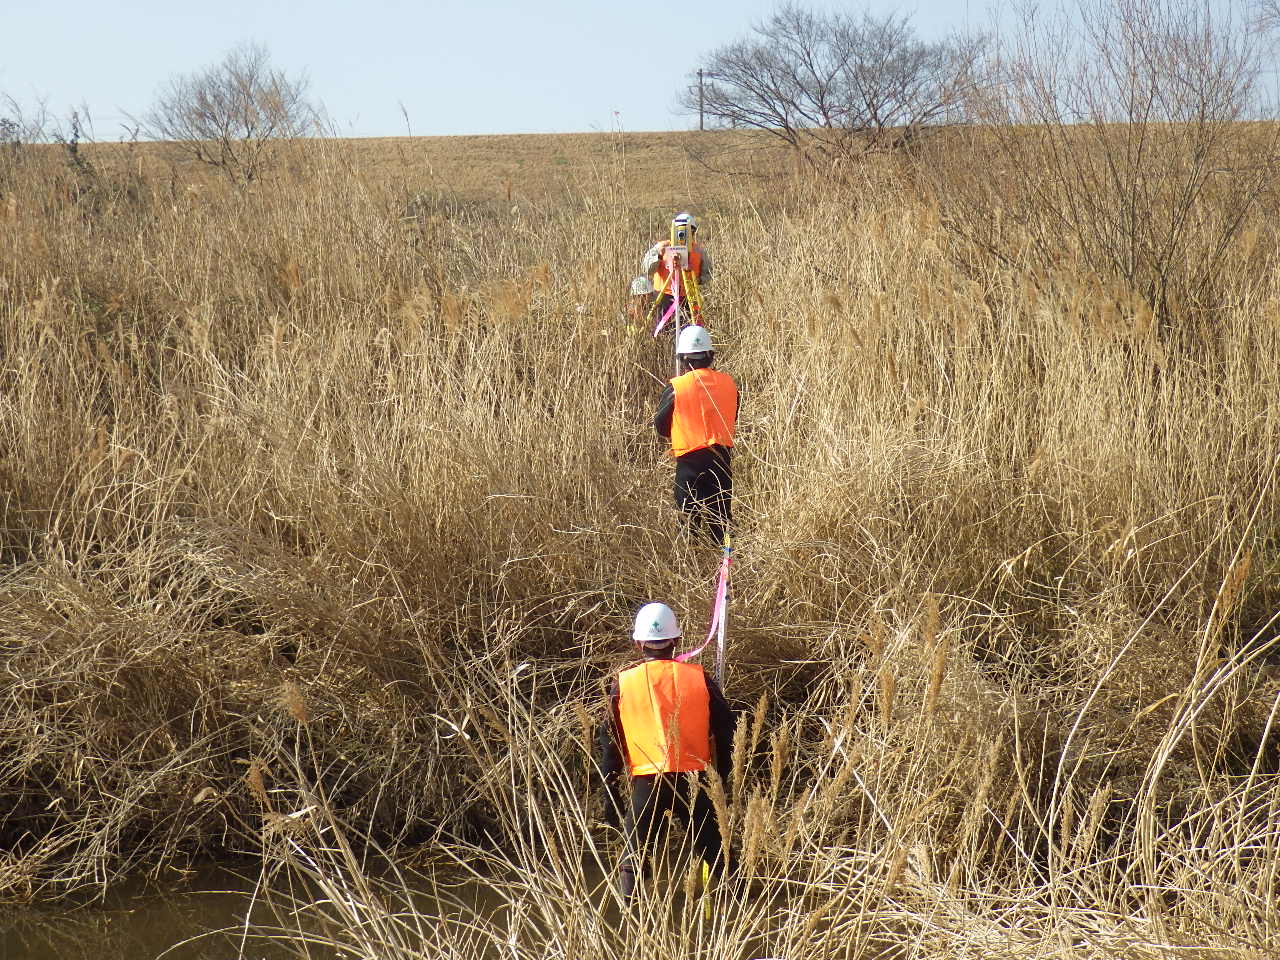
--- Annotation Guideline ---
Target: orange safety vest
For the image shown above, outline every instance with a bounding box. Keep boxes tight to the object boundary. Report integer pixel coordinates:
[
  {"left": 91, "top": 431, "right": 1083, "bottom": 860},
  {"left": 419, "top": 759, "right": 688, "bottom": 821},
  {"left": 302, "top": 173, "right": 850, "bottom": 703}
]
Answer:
[
  {"left": 617, "top": 659, "right": 712, "bottom": 776},
  {"left": 670, "top": 368, "right": 737, "bottom": 458},
  {"left": 652, "top": 241, "right": 704, "bottom": 295}
]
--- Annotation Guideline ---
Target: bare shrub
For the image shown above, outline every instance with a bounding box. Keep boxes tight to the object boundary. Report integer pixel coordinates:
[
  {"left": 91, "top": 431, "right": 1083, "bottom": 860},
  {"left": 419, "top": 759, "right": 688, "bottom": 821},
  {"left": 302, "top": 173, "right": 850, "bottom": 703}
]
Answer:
[
  {"left": 0, "top": 95, "right": 49, "bottom": 191},
  {"left": 0, "top": 94, "right": 49, "bottom": 145},
  {"left": 140, "top": 42, "right": 318, "bottom": 185},
  {"left": 932, "top": 0, "right": 1279, "bottom": 329}
]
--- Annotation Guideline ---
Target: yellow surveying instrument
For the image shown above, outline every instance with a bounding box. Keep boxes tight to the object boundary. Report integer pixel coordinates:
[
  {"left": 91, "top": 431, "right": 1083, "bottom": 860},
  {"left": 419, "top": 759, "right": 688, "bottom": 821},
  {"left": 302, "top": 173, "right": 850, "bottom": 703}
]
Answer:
[
  {"left": 646, "top": 212, "right": 706, "bottom": 359},
  {"left": 670, "top": 216, "right": 693, "bottom": 256}
]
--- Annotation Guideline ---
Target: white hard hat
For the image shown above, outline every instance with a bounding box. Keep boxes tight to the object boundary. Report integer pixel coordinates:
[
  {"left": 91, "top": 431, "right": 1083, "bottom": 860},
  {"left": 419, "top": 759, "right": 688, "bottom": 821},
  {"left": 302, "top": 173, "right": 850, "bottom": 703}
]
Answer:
[
  {"left": 630, "top": 275, "right": 654, "bottom": 296},
  {"left": 673, "top": 211, "right": 697, "bottom": 231},
  {"left": 675, "top": 324, "right": 712, "bottom": 356},
  {"left": 633, "top": 602, "right": 681, "bottom": 646}
]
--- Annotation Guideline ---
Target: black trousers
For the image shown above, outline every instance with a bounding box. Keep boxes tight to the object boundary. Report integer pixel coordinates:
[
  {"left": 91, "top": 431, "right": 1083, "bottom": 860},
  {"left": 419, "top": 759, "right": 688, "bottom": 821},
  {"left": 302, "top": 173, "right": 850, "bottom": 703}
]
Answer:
[
  {"left": 618, "top": 773, "right": 726, "bottom": 900},
  {"left": 675, "top": 447, "right": 732, "bottom": 546}
]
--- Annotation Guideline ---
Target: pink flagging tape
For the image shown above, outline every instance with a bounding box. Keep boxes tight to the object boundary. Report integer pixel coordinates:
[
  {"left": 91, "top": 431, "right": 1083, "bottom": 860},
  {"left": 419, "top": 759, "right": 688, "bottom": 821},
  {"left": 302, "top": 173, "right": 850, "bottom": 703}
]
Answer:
[
  {"left": 677, "top": 552, "right": 731, "bottom": 664},
  {"left": 653, "top": 258, "right": 684, "bottom": 337},
  {"left": 652, "top": 299, "right": 678, "bottom": 337}
]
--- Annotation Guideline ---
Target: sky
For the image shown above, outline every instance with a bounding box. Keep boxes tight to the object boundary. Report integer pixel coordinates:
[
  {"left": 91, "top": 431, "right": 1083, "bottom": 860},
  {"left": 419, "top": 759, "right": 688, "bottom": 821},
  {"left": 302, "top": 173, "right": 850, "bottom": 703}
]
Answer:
[{"left": 0, "top": 0, "right": 980, "bottom": 140}]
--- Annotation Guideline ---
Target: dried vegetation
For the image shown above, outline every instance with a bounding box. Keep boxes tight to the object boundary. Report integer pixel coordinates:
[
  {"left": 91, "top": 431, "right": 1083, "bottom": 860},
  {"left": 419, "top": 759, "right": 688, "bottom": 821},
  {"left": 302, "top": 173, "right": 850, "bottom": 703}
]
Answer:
[{"left": 1, "top": 118, "right": 1279, "bottom": 958}]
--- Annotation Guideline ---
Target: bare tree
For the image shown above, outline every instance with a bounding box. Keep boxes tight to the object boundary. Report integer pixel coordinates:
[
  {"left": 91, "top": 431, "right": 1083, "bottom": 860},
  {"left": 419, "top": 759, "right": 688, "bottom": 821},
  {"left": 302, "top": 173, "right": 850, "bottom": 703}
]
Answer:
[
  {"left": 935, "top": 0, "right": 1278, "bottom": 329},
  {"left": 141, "top": 42, "right": 318, "bottom": 184},
  {"left": 1252, "top": 0, "right": 1280, "bottom": 29},
  {"left": 681, "top": 4, "right": 986, "bottom": 161}
]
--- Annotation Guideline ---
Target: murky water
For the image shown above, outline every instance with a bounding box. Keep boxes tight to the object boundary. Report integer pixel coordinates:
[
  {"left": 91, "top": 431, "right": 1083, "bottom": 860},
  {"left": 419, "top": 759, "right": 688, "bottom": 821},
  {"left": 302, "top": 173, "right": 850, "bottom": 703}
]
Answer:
[
  {"left": 0, "top": 867, "right": 303, "bottom": 960},
  {"left": 0, "top": 862, "right": 600, "bottom": 960},
  {"left": 0, "top": 854, "right": 768, "bottom": 959}
]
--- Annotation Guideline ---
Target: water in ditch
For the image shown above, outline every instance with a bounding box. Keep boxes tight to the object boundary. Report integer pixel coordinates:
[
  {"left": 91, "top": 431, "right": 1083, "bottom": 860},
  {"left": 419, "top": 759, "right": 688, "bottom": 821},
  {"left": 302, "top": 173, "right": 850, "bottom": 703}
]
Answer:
[{"left": 0, "top": 865, "right": 304, "bottom": 959}]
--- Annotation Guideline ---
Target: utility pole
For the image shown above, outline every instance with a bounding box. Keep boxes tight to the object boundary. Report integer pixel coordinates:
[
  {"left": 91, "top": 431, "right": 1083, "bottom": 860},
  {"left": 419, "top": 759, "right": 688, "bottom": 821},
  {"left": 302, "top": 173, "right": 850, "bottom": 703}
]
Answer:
[{"left": 698, "top": 69, "right": 704, "bottom": 131}]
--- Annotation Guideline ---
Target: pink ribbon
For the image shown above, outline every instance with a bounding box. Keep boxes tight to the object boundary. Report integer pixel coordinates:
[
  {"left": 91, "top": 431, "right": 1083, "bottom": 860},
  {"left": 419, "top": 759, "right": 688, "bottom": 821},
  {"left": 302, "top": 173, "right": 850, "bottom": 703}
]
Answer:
[
  {"left": 651, "top": 250, "right": 684, "bottom": 338},
  {"left": 652, "top": 299, "right": 678, "bottom": 337},
  {"left": 677, "top": 552, "right": 731, "bottom": 663}
]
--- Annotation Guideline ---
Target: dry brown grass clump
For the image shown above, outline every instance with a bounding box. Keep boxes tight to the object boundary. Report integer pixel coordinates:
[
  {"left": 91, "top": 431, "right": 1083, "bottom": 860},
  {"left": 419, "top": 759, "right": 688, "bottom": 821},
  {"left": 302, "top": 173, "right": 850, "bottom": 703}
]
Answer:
[{"left": 1, "top": 128, "right": 1279, "bottom": 957}]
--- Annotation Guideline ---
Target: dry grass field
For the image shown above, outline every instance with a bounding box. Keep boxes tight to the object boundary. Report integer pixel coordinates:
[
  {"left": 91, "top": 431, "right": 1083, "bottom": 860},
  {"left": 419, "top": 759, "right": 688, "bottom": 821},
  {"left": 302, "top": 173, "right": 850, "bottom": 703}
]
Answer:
[
  {"left": 2, "top": 124, "right": 1280, "bottom": 958},
  {"left": 338, "top": 128, "right": 789, "bottom": 204}
]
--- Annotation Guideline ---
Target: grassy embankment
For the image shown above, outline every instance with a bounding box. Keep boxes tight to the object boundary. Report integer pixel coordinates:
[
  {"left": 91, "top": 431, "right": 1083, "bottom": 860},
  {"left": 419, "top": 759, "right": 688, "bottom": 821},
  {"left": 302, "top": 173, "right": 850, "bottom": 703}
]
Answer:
[{"left": 2, "top": 126, "right": 1279, "bottom": 957}]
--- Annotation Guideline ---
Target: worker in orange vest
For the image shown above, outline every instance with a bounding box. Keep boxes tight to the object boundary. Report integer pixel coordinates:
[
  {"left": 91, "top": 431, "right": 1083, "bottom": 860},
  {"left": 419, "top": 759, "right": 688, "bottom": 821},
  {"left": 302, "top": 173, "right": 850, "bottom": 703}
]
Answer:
[
  {"left": 597, "top": 602, "right": 737, "bottom": 900},
  {"left": 642, "top": 211, "right": 712, "bottom": 324},
  {"left": 654, "top": 325, "right": 738, "bottom": 545}
]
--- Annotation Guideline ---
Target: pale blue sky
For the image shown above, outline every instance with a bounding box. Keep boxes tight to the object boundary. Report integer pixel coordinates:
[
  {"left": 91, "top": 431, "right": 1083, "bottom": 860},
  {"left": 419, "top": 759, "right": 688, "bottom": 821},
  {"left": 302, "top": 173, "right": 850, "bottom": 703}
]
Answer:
[{"left": 1, "top": 1, "right": 979, "bottom": 139}]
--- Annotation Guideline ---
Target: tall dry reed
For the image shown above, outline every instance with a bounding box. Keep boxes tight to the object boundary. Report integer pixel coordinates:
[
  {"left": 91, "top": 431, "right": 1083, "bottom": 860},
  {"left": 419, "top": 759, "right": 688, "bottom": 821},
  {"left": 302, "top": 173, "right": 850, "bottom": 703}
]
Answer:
[{"left": 1, "top": 127, "right": 1278, "bottom": 957}]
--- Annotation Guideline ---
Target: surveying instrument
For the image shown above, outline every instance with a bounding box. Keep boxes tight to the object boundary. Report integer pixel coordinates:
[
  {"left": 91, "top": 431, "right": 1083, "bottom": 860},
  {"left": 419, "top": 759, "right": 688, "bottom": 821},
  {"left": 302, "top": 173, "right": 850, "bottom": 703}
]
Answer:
[{"left": 647, "top": 215, "right": 706, "bottom": 374}]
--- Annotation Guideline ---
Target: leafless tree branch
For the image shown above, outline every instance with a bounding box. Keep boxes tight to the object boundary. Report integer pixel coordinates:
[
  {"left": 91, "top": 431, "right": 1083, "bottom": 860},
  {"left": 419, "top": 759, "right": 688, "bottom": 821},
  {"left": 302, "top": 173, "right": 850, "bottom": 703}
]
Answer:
[
  {"left": 680, "top": 3, "right": 988, "bottom": 163},
  {"left": 138, "top": 42, "right": 318, "bottom": 185},
  {"left": 937, "top": 0, "right": 1279, "bottom": 329}
]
